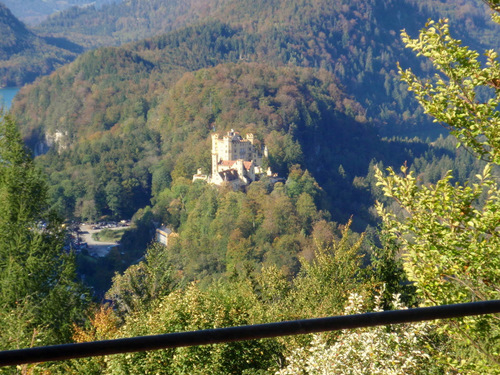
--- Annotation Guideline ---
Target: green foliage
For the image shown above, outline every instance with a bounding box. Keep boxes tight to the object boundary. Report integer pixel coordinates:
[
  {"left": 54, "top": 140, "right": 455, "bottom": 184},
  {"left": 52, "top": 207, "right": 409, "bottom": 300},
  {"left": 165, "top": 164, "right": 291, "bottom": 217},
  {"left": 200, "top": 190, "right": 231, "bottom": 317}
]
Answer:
[
  {"left": 72, "top": 217, "right": 372, "bottom": 374},
  {"left": 400, "top": 18, "right": 500, "bottom": 164},
  {"left": 151, "top": 169, "right": 344, "bottom": 285},
  {"left": 0, "top": 112, "right": 89, "bottom": 354},
  {"left": 376, "top": 164, "right": 500, "bottom": 371},
  {"left": 290, "top": 218, "right": 367, "bottom": 319},
  {"left": 105, "top": 243, "right": 176, "bottom": 316},
  {"left": 99, "top": 281, "right": 282, "bottom": 375},
  {"left": 376, "top": 5, "right": 500, "bottom": 372},
  {"left": 266, "top": 132, "right": 304, "bottom": 177},
  {"left": 370, "top": 228, "right": 417, "bottom": 309},
  {"left": 277, "top": 291, "right": 441, "bottom": 375}
]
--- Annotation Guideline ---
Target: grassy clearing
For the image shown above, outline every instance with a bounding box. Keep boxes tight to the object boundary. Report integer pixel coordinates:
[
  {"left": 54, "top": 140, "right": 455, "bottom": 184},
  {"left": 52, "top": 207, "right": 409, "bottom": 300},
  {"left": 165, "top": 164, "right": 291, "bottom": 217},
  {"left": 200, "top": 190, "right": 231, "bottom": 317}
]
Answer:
[{"left": 91, "top": 228, "right": 126, "bottom": 242}]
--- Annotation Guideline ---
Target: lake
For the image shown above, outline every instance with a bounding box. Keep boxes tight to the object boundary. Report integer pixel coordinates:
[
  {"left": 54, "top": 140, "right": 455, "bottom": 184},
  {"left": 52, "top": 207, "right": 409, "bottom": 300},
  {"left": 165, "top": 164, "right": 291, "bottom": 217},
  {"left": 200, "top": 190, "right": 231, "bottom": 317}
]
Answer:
[{"left": 0, "top": 87, "right": 21, "bottom": 110}]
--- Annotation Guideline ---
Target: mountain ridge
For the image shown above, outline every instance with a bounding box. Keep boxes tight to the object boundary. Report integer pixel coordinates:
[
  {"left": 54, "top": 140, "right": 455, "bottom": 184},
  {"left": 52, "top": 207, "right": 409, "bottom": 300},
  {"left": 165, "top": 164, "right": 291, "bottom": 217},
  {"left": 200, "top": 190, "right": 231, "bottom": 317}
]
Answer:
[
  {"left": 0, "top": 0, "right": 116, "bottom": 25},
  {"left": 0, "top": 2, "right": 82, "bottom": 87}
]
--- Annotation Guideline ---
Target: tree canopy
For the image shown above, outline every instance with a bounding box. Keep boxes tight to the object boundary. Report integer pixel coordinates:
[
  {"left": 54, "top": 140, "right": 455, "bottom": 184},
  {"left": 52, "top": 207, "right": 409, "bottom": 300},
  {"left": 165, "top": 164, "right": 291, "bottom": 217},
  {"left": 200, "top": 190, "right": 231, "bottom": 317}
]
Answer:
[
  {"left": 376, "top": 2, "right": 500, "bottom": 372},
  {"left": 0, "top": 112, "right": 88, "bottom": 354}
]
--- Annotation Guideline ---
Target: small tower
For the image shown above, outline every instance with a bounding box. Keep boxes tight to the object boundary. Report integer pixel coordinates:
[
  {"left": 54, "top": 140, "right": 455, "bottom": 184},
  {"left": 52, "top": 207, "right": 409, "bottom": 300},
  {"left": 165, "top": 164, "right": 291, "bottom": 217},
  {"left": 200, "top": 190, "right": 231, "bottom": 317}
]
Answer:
[{"left": 211, "top": 133, "right": 220, "bottom": 177}]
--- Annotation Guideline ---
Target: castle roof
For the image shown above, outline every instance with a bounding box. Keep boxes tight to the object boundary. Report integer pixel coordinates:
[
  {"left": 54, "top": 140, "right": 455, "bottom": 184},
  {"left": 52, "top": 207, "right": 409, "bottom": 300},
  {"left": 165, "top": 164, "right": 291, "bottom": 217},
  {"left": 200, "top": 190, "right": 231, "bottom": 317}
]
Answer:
[
  {"left": 219, "top": 160, "right": 253, "bottom": 171},
  {"left": 219, "top": 160, "right": 236, "bottom": 167},
  {"left": 243, "top": 161, "right": 253, "bottom": 170},
  {"left": 217, "top": 129, "right": 251, "bottom": 143},
  {"left": 231, "top": 136, "right": 245, "bottom": 142},
  {"left": 157, "top": 226, "right": 172, "bottom": 235}
]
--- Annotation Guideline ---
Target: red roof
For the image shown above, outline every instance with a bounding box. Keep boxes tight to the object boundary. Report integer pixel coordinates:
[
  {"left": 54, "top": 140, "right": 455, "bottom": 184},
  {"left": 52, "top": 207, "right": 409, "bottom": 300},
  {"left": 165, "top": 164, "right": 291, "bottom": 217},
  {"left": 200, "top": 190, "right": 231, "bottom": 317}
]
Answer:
[{"left": 219, "top": 160, "right": 236, "bottom": 167}]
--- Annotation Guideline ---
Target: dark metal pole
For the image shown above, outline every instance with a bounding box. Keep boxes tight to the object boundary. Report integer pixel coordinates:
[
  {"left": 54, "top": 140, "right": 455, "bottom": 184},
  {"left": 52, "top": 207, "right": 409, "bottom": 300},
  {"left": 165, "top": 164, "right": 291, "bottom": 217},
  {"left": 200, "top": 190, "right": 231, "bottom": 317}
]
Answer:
[{"left": 1, "top": 300, "right": 499, "bottom": 367}]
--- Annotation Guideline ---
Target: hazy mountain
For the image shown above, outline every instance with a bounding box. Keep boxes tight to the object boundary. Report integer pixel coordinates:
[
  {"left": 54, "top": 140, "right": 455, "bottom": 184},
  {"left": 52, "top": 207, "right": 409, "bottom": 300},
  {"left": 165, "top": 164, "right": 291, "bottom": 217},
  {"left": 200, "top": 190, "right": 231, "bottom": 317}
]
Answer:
[
  {"left": 34, "top": 0, "right": 498, "bottom": 49},
  {"left": 0, "top": 0, "right": 117, "bottom": 25},
  {"left": 0, "top": 3, "right": 82, "bottom": 87}
]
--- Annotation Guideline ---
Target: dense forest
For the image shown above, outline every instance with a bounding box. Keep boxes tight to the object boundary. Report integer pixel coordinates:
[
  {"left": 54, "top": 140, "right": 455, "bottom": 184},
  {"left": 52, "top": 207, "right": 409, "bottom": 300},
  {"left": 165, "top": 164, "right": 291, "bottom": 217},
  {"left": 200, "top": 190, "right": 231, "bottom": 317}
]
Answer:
[
  {"left": 1, "top": 0, "right": 497, "bottom": 124},
  {"left": 12, "top": 3, "right": 498, "bottom": 227},
  {"left": 1, "top": 0, "right": 500, "bottom": 373},
  {"left": 29, "top": 0, "right": 500, "bottom": 131},
  {"left": 25, "top": 0, "right": 496, "bottom": 132},
  {"left": 8, "top": 0, "right": 497, "bottom": 289},
  {"left": 34, "top": 0, "right": 498, "bottom": 50}
]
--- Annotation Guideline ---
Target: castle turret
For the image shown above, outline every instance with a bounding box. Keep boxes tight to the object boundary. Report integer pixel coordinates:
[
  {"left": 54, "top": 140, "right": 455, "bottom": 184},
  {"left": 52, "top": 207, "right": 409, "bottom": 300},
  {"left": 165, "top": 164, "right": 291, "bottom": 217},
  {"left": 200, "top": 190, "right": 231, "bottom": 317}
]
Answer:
[{"left": 212, "top": 133, "right": 220, "bottom": 176}]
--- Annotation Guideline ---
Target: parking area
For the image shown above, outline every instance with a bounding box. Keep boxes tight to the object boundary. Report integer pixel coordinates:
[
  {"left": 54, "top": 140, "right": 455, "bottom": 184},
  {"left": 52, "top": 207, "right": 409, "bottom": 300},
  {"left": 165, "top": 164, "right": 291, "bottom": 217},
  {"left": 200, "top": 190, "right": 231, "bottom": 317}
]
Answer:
[{"left": 70, "top": 221, "right": 130, "bottom": 257}]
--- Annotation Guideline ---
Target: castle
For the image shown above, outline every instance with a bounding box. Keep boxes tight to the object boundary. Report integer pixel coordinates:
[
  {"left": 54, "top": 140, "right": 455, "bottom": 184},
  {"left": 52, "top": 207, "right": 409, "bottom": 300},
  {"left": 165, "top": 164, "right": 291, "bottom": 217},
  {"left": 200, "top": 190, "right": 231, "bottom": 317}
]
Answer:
[{"left": 193, "top": 129, "right": 269, "bottom": 189}]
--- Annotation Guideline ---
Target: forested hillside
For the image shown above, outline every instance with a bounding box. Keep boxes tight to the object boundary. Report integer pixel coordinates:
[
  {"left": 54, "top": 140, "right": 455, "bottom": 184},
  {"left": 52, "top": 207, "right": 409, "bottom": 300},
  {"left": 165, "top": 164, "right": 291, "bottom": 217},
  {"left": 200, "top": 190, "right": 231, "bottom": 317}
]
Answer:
[
  {"left": 35, "top": 0, "right": 497, "bottom": 50},
  {"left": 2, "top": 0, "right": 500, "bottom": 373},
  {"left": 10, "top": 0, "right": 499, "bottom": 230},
  {"left": 32, "top": 0, "right": 500, "bottom": 131},
  {"left": 0, "top": 3, "right": 82, "bottom": 87},
  {"left": 14, "top": 60, "right": 366, "bottom": 222}
]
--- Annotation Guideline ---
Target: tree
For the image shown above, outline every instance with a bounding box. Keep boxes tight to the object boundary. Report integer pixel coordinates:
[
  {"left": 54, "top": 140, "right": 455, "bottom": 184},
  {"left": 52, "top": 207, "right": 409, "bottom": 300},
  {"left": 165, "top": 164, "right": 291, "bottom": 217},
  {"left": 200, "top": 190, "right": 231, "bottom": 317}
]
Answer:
[
  {"left": 276, "top": 291, "right": 439, "bottom": 375},
  {"left": 290, "top": 218, "right": 367, "bottom": 320},
  {"left": 0, "top": 112, "right": 88, "bottom": 353},
  {"left": 70, "top": 218, "right": 371, "bottom": 375},
  {"left": 375, "top": 3, "right": 500, "bottom": 372},
  {"left": 399, "top": 18, "right": 500, "bottom": 164},
  {"left": 105, "top": 243, "right": 176, "bottom": 316},
  {"left": 76, "top": 281, "right": 283, "bottom": 375},
  {"left": 105, "top": 179, "right": 125, "bottom": 218}
]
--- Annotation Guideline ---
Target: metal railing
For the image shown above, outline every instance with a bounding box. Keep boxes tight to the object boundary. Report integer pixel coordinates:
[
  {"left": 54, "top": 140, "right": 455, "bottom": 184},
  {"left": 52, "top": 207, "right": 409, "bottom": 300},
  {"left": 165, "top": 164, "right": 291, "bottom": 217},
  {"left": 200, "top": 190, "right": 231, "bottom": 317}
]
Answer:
[{"left": 1, "top": 300, "right": 499, "bottom": 367}]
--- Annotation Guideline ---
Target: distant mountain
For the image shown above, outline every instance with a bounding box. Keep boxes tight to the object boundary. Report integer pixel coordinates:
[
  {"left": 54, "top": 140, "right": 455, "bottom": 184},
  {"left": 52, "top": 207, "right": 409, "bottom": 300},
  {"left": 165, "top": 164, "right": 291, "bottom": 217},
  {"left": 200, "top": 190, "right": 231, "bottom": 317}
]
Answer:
[
  {"left": 0, "top": 3, "right": 82, "bottom": 87},
  {"left": 31, "top": 0, "right": 500, "bottom": 132},
  {"left": 0, "top": 3, "right": 34, "bottom": 59},
  {"left": 34, "top": 0, "right": 498, "bottom": 50},
  {"left": 35, "top": 0, "right": 204, "bottom": 48},
  {"left": 0, "top": 0, "right": 117, "bottom": 25}
]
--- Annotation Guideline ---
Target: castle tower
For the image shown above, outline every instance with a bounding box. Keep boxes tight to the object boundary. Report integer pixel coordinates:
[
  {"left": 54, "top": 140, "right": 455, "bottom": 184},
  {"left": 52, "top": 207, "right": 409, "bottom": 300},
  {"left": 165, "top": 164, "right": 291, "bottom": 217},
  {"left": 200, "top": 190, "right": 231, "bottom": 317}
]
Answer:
[{"left": 211, "top": 133, "right": 220, "bottom": 177}]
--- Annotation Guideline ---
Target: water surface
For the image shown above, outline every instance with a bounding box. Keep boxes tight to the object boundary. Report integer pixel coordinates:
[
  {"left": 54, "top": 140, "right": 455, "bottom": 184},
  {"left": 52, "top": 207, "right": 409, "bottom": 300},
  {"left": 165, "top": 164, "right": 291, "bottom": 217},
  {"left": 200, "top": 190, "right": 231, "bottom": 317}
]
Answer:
[{"left": 0, "top": 87, "right": 21, "bottom": 110}]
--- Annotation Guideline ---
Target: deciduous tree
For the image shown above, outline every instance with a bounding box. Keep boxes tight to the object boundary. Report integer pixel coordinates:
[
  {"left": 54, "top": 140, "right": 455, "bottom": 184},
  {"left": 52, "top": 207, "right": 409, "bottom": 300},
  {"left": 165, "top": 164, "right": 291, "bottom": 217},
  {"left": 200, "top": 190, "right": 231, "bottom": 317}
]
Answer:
[{"left": 376, "top": 2, "right": 500, "bottom": 371}]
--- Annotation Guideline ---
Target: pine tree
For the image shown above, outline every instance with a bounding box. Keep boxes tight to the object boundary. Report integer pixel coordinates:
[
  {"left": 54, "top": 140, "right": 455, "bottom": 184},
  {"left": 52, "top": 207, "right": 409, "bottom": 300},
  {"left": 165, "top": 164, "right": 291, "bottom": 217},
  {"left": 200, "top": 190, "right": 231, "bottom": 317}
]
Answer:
[{"left": 0, "top": 112, "right": 88, "bottom": 352}]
